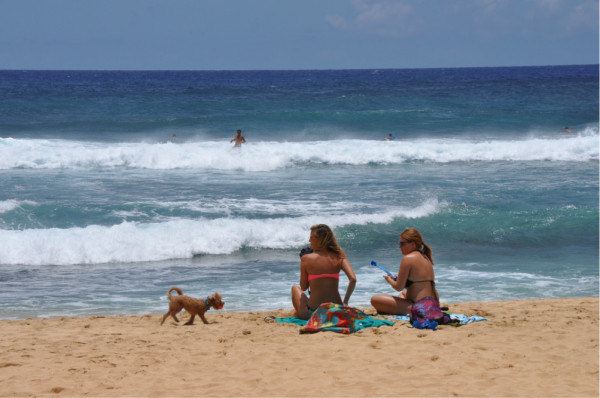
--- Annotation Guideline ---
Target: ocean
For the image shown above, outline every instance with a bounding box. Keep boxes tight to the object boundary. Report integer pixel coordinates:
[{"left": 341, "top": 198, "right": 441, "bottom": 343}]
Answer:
[{"left": 0, "top": 65, "right": 598, "bottom": 319}]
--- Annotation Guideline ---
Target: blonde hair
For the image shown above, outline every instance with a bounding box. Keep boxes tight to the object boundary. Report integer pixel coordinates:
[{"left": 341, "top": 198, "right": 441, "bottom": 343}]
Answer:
[
  {"left": 400, "top": 227, "right": 433, "bottom": 264},
  {"left": 310, "top": 224, "right": 345, "bottom": 258}
]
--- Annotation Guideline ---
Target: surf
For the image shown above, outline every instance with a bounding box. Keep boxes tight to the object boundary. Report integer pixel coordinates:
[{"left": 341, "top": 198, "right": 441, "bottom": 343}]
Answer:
[
  {"left": 0, "top": 200, "right": 442, "bottom": 266},
  {"left": 0, "top": 128, "right": 597, "bottom": 171}
]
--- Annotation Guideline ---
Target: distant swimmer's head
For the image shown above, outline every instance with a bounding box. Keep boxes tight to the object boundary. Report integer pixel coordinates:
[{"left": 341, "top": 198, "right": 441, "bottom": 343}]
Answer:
[
  {"left": 236, "top": 129, "right": 242, "bottom": 134},
  {"left": 399, "top": 227, "right": 433, "bottom": 264},
  {"left": 309, "top": 224, "right": 345, "bottom": 258}
]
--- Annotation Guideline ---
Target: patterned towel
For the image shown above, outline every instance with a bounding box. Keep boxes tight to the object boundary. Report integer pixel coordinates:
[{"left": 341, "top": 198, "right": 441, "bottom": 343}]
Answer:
[{"left": 298, "top": 303, "right": 394, "bottom": 334}]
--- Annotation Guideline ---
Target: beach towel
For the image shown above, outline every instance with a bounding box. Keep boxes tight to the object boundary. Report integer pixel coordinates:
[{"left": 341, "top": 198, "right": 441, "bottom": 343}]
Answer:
[
  {"left": 275, "top": 316, "right": 308, "bottom": 326},
  {"left": 276, "top": 303, "right": 394, "bottom": 334}
]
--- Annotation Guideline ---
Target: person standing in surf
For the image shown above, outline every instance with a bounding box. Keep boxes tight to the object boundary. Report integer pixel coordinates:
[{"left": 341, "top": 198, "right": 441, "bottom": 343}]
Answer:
[{"left": 230, "top": 129, "right": 246, "bottom": 147}]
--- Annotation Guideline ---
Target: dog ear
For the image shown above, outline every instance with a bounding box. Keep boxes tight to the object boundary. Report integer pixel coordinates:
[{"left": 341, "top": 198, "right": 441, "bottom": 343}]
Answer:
[{"left": 212, "top": 292, "right": 224, "bottom": 309}]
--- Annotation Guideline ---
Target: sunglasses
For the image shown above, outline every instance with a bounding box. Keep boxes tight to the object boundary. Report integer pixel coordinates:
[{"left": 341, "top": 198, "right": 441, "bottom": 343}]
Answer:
[{"left": 399, "top": 240, "right": 411, "bottom": 247}]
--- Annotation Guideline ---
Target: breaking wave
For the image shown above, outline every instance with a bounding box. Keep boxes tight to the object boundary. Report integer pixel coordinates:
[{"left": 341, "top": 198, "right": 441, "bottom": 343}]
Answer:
[
  {"left": 0, "top": 128, "right": 597, "bottom": 171},
  {"left": 0, "top": 199, "right": 442, "bottom": 265}
]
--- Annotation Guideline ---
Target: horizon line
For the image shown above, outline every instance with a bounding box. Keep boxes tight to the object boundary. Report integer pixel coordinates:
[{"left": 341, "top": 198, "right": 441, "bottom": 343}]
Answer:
[{"left": 0, "top": 63, "right": 597, "bottom": 73}]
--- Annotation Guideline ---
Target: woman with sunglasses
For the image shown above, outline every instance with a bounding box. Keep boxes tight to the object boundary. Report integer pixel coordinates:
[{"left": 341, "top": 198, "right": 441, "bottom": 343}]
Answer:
[{"left": 370, "top": 227, "right": 439, "bottom": 315}]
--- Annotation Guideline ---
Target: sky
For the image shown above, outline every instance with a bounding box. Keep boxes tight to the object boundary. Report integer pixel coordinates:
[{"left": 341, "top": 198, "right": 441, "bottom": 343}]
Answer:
[{"left": 0, "top": 0, "right": 598, "bottom": 70}]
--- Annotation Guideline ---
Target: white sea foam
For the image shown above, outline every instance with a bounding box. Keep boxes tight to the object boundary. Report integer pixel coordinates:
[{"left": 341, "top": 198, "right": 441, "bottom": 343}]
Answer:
[
  {"left": 148, "top": 198, "right": 372, "bottom": 216},
  {"left": 0, "top": 199, "right": 441, "bottom": 265},
  {"left": 0, "top": 199, "right": 37, "bottom": 214},
  {"left": 434, "top": 267, "right": 600, "bottom": 302},
  {"left": 0, "top": 128, "right": 597, "bottom": 171}
]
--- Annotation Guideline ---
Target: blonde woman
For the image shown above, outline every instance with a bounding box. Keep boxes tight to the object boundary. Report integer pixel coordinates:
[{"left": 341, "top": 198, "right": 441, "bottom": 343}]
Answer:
[
  {"left": 371, "top": 227, "right": 439, "bottom": 315},
  {"left": 291, "top": 224, "right": 357, "bottom": 319}
]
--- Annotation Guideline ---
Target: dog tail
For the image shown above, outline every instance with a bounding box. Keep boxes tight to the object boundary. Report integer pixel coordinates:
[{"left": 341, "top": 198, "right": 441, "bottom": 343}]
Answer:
[{"left": 167, "top": 287, "right": 183, "bottom": 300}]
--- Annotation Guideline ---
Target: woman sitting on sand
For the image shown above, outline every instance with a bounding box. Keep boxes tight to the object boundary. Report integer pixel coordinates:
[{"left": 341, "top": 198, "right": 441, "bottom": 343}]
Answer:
[
  {"left": 371, "top": 227, "right": 440, "bottom": 315},
  {"left": 291, "top": 224, "right": 357, "bottom": 319}
]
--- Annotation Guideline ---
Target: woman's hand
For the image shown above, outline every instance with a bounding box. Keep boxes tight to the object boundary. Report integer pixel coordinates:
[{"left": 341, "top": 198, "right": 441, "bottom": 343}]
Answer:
[{"left": 384, "top": 275, "right": 395, "bottom": 285}]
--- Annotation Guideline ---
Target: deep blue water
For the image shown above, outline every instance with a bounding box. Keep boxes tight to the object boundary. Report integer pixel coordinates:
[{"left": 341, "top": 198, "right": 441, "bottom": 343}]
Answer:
[
  {"left": 1, "top": 65, "right": 597, "bottom": 140},
  {"left": 0, "top": 65, "right": 598, "bottom": 319}
]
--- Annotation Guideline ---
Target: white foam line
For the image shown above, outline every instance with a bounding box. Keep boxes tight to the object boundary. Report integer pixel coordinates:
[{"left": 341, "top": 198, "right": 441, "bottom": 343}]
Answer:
[
  {"left": 0, "top": 199, "right": 442, "bottom": 265},
  {"left": 0, "top": 199, "right": 37, "bottom": 214},
  {"left": 0, "top": 128, "right": 597, "bottom": 170},
  {"left": 141, "top": 198, "right": 374, "bottom": 216}
]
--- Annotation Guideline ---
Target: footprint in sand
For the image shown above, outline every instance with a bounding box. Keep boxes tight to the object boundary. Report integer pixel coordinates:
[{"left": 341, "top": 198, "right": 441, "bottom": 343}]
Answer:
[{"left": 0, "top": 362, "right": 21, "bottom": 368}]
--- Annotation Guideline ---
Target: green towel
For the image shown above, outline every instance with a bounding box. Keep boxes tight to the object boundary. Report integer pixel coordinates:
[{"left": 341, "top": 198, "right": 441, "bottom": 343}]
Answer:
[{"left": 275, "top": 316, "right": 308, "bottom": 326}]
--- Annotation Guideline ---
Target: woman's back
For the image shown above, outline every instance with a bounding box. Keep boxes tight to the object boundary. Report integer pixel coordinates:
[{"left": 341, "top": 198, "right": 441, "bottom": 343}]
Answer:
[
  {"left": 404, "top": 252, "right": 437, "bottom": 302},
  {"left": 302, "top": 251, "right": 343, "bottom": 308},
  {"left": 291, "top": 224, "right": 357, "bottom": 319}
]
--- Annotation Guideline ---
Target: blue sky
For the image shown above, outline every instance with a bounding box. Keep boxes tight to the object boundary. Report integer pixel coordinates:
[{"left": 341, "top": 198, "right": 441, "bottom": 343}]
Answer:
[{"left": 0, "top": 0, "right": 597, "bottom": 70}]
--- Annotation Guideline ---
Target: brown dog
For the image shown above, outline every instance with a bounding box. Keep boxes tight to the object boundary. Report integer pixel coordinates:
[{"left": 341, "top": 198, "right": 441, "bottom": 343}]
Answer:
[{"left": 160, "top": 287, "right": 224, "bottom": 325}]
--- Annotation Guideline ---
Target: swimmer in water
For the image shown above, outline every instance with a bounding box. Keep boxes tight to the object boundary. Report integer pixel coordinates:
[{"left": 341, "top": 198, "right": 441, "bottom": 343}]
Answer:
[{"left": 230, "top": 129, "right": 246, "bottom": 147}]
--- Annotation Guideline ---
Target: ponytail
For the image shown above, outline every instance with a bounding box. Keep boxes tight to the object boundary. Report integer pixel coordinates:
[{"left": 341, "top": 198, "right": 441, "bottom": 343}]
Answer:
[
  {"left": 400, "top": 227, "right": 433, "bottom": 264},
  {"left": 420, "top": 242, "right": 433, "bottom": 264}
]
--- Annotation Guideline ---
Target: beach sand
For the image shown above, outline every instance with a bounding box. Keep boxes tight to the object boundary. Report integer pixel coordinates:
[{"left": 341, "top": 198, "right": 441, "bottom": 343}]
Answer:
[{"left": 0, "top": 297, "right": 597, "bottom": 397}]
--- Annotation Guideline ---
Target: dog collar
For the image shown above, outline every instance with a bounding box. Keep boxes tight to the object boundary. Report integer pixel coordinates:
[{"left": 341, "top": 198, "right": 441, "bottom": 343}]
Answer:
[{"left": 204, "top": 297, "right": 212, "bottom": 308}]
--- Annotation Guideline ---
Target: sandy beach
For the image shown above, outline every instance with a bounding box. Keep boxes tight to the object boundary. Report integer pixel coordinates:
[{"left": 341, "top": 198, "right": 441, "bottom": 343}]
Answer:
[{"left": 0, "top": 297, "right": 597, "bottom": 397}]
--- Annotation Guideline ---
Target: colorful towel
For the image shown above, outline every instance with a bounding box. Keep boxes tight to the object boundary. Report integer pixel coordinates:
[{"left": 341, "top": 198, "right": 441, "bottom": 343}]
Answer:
[{"left": 276, "top": 303, "right": 394, "bottom": 334}]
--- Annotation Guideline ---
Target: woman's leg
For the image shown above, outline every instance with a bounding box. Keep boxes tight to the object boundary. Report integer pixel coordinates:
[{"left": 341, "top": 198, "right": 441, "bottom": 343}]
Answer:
[
  {"left": 370, "top": 294, "right": 412, "bottom": 315},
  {"left": 291, "top": 284, "right": 310, "bottom": 319}
]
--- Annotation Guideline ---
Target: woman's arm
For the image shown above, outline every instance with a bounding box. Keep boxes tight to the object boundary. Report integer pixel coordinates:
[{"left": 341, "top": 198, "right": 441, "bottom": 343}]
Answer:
[
  {"left": 385, "top": 257, "right": 410, "bottom": 291},
  {"left": 299, "top": 256, "right": 309, "bottom": 291},
  {"left": 341, "top": 258, "right": 357, "bottom": 305}
]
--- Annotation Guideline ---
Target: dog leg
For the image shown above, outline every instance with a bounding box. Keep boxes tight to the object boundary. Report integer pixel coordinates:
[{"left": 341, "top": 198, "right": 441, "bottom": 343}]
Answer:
[
  {"left": 200, "top": 313, "right": 209, "bottom": 324},
  {"left": 184, "top": 313, "right": 196, "bottom": 325},
  {"left": 160, "top": 312, "right": 170, "bottom": 325},
  {"left": 171, "top": 311, "right": 180, "bottom": 323}
]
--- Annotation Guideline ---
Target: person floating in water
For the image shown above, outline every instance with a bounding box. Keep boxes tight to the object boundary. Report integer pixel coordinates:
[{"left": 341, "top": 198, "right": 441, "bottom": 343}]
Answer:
[
  {"left": 563, "top": 127, "right": 573, "bottom": 134},
  {"left": 230, "top": 129, "right": 246, "bottom": 147},
  {"left": 169, "top": 133, "right": 177, "bottom": 142},
  {"left": 384, "top": 133, "right": 394, "bottom": 141}
]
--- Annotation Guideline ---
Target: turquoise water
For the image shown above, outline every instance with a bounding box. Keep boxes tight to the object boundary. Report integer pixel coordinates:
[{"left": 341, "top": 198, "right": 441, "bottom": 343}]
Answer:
[{"left": 0, "top": 66, "right": 598, "bottom": 319}]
